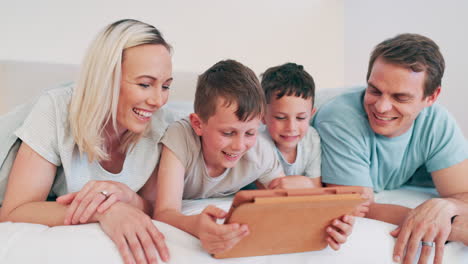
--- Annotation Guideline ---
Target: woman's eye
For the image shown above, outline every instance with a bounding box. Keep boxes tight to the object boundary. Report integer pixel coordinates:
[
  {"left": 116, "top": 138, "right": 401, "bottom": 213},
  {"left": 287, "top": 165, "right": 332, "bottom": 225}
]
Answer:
[
  {"left": 138, "top": 83, "right": 150, "bottom": 88},
  {"left": 162, "top": 85, "right": 171, "bottom": 90},
  {"left": 274, "top": 116, "right": 286, "bottom": 120},
  {"left": 246, "top": 132, "right": 256, "bottom": 137}
]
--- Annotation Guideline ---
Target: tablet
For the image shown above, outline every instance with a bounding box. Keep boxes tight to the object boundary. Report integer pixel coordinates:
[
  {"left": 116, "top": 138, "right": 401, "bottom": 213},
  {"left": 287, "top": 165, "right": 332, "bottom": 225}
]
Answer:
[{"left": 213, "top": 186, "right": 366, "bottom": 259}]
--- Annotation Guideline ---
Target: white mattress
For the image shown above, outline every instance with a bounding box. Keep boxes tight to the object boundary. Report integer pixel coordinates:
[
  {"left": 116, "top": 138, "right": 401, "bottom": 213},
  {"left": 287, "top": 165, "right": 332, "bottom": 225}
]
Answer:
[{"left": 0, "top": 187, "right": 466, "bottom": 264}]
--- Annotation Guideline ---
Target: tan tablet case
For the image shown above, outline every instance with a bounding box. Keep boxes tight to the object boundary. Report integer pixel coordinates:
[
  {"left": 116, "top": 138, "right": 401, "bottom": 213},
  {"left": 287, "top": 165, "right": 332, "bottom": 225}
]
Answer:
[{"left": 213, "top": 186, "right": 365, "bottom": 259}]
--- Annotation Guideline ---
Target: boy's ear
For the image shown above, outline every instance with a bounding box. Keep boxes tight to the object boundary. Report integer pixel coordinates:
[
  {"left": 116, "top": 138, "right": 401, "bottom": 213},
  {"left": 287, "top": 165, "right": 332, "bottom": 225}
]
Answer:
[
  {"left": 311, "top": 107, "right": 317, "bottom": 117},
  {"left": 189, "top": 113, "right": 204, "bottom": 136}
]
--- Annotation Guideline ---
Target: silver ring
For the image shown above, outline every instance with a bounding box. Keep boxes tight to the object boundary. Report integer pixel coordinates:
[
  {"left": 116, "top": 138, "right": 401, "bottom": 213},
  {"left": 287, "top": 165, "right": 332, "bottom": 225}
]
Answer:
[
  {"left": 100, "top": 190, "right": 110, "bottom": 198},
  {"left": 421, "top": 241, "right": 434, "bottom": 247}
]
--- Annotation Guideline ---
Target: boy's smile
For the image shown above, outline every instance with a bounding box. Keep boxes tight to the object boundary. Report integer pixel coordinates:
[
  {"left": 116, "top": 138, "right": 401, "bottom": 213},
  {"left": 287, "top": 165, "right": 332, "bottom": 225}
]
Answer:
[
  {"left": 264, "top": 95, "right": 315, "bottom": 156},
  {"left": 191, "top": 98, "right": 261, "bottom": 177}
]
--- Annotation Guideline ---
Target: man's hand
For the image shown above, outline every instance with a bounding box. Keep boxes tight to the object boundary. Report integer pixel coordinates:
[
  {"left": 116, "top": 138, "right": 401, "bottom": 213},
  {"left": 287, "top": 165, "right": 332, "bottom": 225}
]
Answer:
[
  {"left": 390, "top": 198, "right": 456, "bottom": 264},
  {"left": 196, "top": 206, "right": 249, "bottom": 254}
]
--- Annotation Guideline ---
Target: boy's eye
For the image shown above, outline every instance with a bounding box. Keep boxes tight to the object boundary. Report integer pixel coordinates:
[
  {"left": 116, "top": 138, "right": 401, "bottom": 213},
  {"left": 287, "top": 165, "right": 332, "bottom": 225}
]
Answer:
[
  {"left": 138, "top": 83, "right": 150, "bottom": 89},
  {"left": 246, "top": 131, "right": 256, "bottom": 137},
  {"left": 222, "top": 131, "right": 234, "bottom": 136},
  {"left": 296, "top": 117, "right": 307, "bottom": 121}
]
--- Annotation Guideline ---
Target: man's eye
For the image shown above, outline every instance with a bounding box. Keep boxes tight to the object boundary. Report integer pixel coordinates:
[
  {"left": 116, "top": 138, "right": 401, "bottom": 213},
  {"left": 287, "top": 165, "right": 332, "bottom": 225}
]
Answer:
[
  {"left": 395, "top": 96, "right": 411, "bottom": 103},
  {"left": 368, "top": 88, "right": 381, "bottom": 95}
]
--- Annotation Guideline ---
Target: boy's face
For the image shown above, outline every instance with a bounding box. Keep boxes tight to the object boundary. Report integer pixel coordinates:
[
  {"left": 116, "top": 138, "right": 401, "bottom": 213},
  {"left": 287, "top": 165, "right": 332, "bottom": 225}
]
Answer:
[
  {"left": 264, "top": 94, "right": 315, "bottom": 153},
  {"left": 191, "top": 99, "right": 261, "bottom": 176}
]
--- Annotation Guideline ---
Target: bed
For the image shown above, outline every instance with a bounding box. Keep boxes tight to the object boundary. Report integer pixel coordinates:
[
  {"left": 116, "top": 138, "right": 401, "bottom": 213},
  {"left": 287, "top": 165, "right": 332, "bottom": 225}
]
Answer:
[{"left": 0, "top": 186, "right": 467, "bottom": 263}]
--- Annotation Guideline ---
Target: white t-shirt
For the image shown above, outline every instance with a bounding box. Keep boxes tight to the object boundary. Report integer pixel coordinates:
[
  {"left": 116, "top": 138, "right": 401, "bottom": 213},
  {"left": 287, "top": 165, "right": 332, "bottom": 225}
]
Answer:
[
  {"left": 14, "top": 86, "right": 181, "bottom": 196},
  {"left": 261, "top": 127, "right": 321, "bottom": 178},
  {"left": 160, "top": 118, "right": 283, "bottom": 199}
]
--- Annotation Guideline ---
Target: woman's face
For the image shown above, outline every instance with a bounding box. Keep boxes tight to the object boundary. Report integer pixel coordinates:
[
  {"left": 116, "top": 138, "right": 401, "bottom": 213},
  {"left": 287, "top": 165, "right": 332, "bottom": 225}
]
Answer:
[{"left": 117, "top": 44, "right": 172, "bottom": 135}]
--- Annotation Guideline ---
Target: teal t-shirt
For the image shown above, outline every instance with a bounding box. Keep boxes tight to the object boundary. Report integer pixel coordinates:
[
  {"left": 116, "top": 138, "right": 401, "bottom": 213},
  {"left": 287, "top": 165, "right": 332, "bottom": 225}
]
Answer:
[{"left": 312, "top": 89, "right": 467, "bottom": 192}]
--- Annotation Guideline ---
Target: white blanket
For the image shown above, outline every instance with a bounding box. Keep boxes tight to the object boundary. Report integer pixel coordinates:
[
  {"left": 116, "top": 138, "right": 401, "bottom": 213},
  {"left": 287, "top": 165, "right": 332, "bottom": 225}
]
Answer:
[{"left": 0, "top": 187, "right": 467, "bottom": 264}]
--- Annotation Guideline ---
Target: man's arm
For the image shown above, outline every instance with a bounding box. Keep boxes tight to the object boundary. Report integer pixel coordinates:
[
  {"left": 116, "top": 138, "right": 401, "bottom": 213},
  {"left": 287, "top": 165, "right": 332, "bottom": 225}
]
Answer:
[
  {"left": 391, "top": 159, "right": 468, "bottom": 264},
  {"left": 432, "top": 159, "right": 468, "bottom": 211}
]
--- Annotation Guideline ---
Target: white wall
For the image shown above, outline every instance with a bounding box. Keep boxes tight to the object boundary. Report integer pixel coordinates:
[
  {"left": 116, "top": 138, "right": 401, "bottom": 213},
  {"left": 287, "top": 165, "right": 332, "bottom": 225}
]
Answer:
[
  {"left": 1, "top": 0, "right": 466, "bottom": 136},
  {"left": 0, "top": 0, "right": 344, "bottom": 100},
  {"left": 344, "top": 0, "right": 468, "bottom": 137}
]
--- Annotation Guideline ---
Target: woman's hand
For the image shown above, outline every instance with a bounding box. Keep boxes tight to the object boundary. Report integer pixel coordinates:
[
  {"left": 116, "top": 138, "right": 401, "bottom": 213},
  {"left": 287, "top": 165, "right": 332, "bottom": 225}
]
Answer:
[
  {"left": 97, "top": 202, "right": 170, "bottom": 264},
  {"left": 326, "top": 214, "right": 355, "bottom": 250},
  {"left": 57, "top": 180, "right": 137, "bottom": 225},
  {"left": 196, "top": 205, "right": 249, "bottom": 254}
]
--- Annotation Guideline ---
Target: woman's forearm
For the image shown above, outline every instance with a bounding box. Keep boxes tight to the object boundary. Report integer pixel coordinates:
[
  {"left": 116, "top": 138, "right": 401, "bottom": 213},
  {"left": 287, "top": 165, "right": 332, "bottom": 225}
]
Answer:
[{"left": 2, "top": 201, "right": 69, "bottom": 226}]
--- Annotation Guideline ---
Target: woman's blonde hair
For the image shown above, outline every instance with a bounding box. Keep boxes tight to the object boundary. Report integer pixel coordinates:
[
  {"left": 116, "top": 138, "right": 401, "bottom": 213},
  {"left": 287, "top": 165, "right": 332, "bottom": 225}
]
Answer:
[{"left": 69, "top": 19, "right": 171, "bottom": 162}]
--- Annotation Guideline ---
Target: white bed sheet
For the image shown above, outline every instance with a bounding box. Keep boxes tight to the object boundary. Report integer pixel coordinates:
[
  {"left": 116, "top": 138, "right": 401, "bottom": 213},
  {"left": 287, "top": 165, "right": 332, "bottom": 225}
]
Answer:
[{"left": 0, "top": 187, "right": 466, "bottom": 264}]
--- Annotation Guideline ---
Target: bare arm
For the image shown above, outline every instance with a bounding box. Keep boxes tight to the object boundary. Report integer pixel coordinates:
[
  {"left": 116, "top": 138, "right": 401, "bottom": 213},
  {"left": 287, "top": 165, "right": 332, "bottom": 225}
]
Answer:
[
  {"left": 153, "top": 145, "right": 248, "bottom": 254},
  {"left": 432, "top": 159, "right": 468, "bottom": 213},
  {"left": 153, "top": 145, "right": 205, "bottom": 236},
  {"left": 0, "top": 143, "right": 67, "bottom": 226}
]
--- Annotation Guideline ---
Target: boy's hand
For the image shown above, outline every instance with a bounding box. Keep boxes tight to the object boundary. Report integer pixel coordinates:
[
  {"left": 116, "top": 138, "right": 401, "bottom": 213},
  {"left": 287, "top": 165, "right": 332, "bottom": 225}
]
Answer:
[
  {"left": 196, "top": 205, "right": 249, "bottom": 254},
  {"left": 326, "top": 215, "right": 355, "bottom": 250},
  {"left": 268, "top": 175, "right": 320, "bottom": 189},
  {"left": 352, "top": 194, "right": 371, "bottom": 217}
]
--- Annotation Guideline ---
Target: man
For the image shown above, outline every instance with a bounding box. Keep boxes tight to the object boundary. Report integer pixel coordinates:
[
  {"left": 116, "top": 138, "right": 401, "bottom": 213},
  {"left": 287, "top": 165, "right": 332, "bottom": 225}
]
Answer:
[{"left": 313, "top": 33, "right": 468, "bottom": 264}]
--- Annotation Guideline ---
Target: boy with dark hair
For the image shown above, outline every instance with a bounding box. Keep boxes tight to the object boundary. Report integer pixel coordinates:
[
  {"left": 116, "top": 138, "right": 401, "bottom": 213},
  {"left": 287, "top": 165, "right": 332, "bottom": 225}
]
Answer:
[
  {"left": 154, "top": 60, "right": 354, "bottom": 255},
  {"left": 260, "top": 62, "right": 321, "bottom": 188}
]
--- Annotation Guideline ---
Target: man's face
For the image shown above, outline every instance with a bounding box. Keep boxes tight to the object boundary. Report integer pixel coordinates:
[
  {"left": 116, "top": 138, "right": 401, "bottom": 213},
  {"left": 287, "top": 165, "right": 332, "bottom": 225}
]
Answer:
[
  {"left": 191, "top": 99, "right": 261, "bottom": 177},
  {"left": 364, "top": 57, "right": 439, "bottom": 138}
]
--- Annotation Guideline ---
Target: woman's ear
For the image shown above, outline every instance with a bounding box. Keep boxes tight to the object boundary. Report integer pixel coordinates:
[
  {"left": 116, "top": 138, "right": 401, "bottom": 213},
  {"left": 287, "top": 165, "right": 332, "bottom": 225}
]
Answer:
[{"left": 189, "top": 113, "right": 204, "bottom": 136}]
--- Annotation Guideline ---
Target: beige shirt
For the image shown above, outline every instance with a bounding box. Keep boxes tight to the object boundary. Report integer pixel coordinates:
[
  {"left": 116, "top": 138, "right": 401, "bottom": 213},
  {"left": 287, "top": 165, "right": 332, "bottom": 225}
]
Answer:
[{"left": 161, "top": 118, "right": 283, "bottom": 199}]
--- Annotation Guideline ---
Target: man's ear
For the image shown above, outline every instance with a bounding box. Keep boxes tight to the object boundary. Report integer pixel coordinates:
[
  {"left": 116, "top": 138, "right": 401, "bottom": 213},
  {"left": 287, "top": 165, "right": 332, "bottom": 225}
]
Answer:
[
  {"left": 425, "top": 86, "right": 441, "bottom": 106},
  {"left": 189, "top": 113, "right": 204, "bottom": 136}
]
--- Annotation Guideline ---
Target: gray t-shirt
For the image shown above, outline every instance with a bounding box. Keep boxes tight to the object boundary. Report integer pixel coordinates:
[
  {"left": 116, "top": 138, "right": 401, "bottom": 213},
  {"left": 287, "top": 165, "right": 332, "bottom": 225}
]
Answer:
[
  {"left": 261, "top": 127, "right": 321, "bottom": 177},
  {"left": 14, "top": 86, "right": 180, "bottom": 196},
  {"left": 161, "top": 118, "right": 283, "bottom": 199}
]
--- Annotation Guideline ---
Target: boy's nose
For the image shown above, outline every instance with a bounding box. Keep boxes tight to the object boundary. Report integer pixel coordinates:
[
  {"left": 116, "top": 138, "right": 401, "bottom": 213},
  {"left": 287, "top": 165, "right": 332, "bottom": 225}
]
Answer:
[
  {"left": 286, "top": 119, "right": 297, "bottom": 131},
  {"left": 231, "top": 136, "right": 244, "bottom": 151}
]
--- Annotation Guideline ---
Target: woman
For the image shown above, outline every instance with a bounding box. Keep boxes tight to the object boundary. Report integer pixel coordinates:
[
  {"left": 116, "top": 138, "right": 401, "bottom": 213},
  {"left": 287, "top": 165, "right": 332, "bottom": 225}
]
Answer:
[{"left": 0, "top": 19, "right": 178, "bottom": 264}]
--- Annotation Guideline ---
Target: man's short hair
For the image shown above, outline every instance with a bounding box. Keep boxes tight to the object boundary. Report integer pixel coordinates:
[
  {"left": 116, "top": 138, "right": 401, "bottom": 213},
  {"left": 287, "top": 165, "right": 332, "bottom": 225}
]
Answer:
[
  {"left": 261, "top": 63, "right": 315, "bottom": 105},
  {"left": 194, "top": 59, "right": 265, "bottom": 122},
  {"left": 367, "top": 33, "right": 445, "bottom": 97}
]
